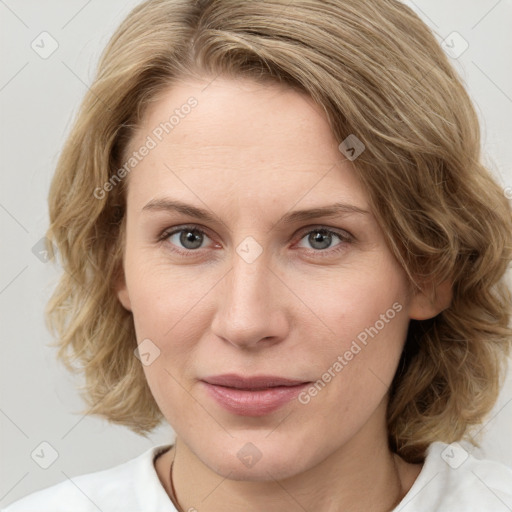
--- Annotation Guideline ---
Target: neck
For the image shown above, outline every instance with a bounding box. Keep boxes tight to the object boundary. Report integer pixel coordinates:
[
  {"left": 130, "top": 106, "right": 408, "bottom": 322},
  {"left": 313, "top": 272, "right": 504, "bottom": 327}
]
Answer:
[{"left": 156, "top": 429, "right": 422, "bottom": 512}]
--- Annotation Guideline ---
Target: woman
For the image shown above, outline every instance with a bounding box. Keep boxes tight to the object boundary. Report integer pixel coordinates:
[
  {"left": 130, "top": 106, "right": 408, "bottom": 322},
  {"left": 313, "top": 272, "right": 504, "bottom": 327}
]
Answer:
[{"left": 5, "top": 0, "right": 512, "bottom": 510}]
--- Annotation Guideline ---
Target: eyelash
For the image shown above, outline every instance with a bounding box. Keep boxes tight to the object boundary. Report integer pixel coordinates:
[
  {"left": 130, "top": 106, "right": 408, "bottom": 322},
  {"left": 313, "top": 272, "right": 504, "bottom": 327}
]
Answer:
[{"left": 158, "top": 224, "right": 354, "bottom": 259}]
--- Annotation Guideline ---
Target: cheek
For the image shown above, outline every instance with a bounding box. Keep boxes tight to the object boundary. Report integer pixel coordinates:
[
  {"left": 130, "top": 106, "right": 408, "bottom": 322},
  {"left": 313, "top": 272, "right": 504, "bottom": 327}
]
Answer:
[
  {"left": 125, "top": 248, "right": 217, "bottom": 342},
  {"left": 291, "top": 253, "right": 410, "bottom": 350},
  {"left": 292, "top": 255, "right": 410, "bottom": 407},
  {"left": 124, "top": 253, "right": 221, "bottom": 415},
  {"left": 127, "top": 262, "right": 207, "bottom": 424}
]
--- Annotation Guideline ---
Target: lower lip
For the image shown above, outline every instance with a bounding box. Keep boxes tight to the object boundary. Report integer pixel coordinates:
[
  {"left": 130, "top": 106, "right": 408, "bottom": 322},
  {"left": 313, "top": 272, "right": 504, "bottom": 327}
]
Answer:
[{"left": 201, "top": 381, "right": 310, "bottom": 416}]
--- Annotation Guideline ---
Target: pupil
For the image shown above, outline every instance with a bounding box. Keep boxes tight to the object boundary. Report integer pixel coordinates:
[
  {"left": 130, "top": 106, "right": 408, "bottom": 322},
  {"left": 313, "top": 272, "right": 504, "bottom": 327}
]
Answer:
[
  {"left": 180, "top": 229, "right": 203, "bottom": 249},
  {"left": 310, "top": 230, "right": 331, "bottom": 250}
]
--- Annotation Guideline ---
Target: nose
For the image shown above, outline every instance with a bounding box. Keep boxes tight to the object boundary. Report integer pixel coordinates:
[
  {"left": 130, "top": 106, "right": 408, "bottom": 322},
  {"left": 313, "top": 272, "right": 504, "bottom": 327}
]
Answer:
[{"left": 210, "top": 248, "right": 290, "bottom": 349}]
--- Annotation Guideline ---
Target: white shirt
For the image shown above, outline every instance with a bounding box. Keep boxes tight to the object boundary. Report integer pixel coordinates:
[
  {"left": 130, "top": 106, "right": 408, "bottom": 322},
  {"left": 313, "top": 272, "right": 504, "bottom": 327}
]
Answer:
[{"left": 3, "top": 441, "right": 512, "bottom": 511}]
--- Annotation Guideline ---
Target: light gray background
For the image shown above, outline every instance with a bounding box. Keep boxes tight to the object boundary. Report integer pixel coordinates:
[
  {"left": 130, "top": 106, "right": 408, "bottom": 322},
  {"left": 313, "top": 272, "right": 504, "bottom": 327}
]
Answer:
[{"left": 1, "top": 0, "right": 511, "bottom": 507}]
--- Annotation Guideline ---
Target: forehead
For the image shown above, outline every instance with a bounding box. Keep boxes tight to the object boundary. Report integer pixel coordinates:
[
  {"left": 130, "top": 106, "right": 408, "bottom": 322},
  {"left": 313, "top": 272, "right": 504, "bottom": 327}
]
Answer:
[{"left": 124, "top": 76, "right": 369, "bottom": 211}]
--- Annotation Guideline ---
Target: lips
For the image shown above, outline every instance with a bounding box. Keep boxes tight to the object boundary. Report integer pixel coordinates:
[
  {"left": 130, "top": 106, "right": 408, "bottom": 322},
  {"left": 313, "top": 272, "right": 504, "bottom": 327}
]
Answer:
[
  {"left": 200, "top": 373, "right": 311, "bottom": 416},
  {"left": 202, "top": 373, "right": 308, "bottom": 389}
]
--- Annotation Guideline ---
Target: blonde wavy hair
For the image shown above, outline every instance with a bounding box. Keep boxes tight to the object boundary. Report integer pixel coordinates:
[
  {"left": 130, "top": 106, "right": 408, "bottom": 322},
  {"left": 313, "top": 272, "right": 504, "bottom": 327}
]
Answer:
[{"left": 46, "top": 0, "right": 512, "bottom": 463}]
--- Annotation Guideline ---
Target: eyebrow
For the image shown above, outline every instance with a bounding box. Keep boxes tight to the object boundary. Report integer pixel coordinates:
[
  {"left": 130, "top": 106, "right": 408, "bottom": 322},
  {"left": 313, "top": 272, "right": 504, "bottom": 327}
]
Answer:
[{"left": 142, "top": 198, "right": 369, "bottom": 225}]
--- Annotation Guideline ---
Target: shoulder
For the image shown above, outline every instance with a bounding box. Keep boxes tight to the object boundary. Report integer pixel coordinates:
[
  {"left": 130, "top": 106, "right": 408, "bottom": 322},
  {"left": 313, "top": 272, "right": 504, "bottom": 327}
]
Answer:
[
  {"left": 2, "top": 444, "right": 174, "bottom": 512},
  {"left": 396, "top": 441, "right": 512, "bottom": 512}
]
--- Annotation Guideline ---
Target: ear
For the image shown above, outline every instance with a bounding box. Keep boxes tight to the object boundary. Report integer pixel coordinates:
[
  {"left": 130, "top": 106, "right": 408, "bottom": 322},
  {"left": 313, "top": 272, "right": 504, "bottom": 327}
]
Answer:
[
  {"left": 114, "top": 266, "right": 132, "bottom": 312},
  {"left": 408, "top": 278, "right": 453, "bottom": 320},
  {"left": 117, "top": 284, "right": 132, "bottom": 312}
]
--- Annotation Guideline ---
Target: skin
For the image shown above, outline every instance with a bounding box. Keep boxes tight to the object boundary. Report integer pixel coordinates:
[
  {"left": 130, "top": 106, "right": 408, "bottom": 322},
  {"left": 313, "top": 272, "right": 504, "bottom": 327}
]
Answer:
[{"left": 117, "top": 76, "right": 450, "bottom": 512}]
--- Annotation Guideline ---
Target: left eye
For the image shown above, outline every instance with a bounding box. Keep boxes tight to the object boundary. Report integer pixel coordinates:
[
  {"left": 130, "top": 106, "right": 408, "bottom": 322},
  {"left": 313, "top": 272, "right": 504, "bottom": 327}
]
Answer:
[{"left": 296, "top": 228, "right": 348, "bottom": 251}]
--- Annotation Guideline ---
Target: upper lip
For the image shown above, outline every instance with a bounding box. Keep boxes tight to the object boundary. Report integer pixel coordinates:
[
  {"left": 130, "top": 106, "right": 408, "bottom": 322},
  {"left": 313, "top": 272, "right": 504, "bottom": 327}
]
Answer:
[{"left": 201, "top": 374, "right": 309, "bottom": 390}]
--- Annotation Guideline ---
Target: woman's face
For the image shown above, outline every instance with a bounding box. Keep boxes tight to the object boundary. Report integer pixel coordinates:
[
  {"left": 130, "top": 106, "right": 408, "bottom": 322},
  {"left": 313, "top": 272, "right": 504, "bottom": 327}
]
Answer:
[{"left": 117, "top": 76, "right": 433, "bottom": 480}]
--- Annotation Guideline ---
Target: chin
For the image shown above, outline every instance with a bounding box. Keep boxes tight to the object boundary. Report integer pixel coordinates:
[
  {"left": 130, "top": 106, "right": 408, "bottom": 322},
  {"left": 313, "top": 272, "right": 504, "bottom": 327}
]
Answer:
[{"left": 194, "top": 433, "right": 318, "bottom": 482}]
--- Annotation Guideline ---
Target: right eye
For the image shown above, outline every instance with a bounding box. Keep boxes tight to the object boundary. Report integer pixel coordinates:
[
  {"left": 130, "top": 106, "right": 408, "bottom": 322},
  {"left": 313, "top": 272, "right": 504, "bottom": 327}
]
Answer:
[{"left": 160, "top": 225, "right": 216, "bottom": 255}]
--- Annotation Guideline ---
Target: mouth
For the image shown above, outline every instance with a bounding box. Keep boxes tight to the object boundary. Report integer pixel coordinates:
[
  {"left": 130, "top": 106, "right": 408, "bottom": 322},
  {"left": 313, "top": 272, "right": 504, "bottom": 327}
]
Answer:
[{"left": 200, "top": 373, "right": 311, "bottom": 416}]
